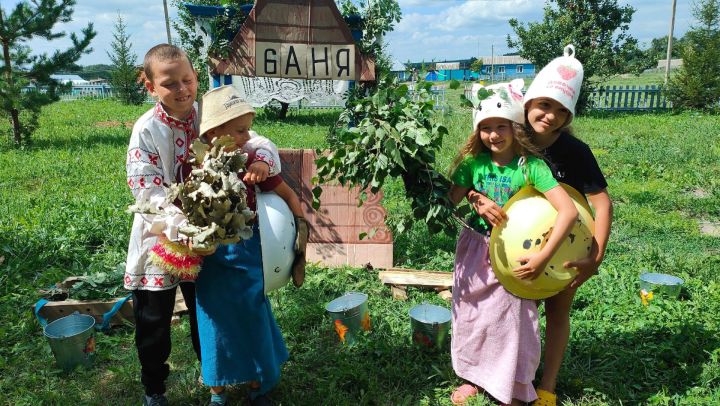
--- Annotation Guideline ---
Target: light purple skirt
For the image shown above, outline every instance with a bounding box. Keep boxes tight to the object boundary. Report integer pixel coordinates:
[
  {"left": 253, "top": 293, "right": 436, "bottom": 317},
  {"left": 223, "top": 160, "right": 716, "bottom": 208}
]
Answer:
[{"left": 451, "top": 228, "right": 540, "bottom": 404}]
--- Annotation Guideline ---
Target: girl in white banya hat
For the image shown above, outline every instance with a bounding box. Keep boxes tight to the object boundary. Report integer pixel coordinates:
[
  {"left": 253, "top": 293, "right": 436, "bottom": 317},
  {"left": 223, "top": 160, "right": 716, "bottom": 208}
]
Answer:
[
  {"left": 447, "top": 79, "right": 579, "bottom": 405},
  {"left": 467, "top": 45, "right": 613, "bottom": 406}
]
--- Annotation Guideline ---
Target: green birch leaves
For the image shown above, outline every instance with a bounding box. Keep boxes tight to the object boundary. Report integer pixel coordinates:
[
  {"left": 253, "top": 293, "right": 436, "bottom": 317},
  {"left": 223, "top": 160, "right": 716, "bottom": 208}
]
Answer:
[{"left": 314, "top": 77, "right": 463, "bottom": 235}]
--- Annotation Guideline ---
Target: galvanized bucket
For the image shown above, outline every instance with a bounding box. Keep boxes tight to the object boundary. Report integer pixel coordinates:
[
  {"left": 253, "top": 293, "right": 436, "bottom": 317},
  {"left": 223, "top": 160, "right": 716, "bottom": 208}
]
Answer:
[
  {"left": 43, "top": 312, "right": 96, "bottom": 371},
  {"left": 640, "top": 272, "right": 684, "bottom": 300},
  {"left": 409, "top": 303, "right": 451, "bottom": 350},
  {"left": 325, "top": 292, "right": 370, "bottom": 345}
]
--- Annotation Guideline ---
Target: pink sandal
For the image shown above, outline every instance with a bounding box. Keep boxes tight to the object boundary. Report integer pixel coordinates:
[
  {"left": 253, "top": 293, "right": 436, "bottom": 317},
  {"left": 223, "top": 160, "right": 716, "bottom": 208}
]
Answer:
[{"left": 451, "top": 383, "right": 479, "bottom": 405}]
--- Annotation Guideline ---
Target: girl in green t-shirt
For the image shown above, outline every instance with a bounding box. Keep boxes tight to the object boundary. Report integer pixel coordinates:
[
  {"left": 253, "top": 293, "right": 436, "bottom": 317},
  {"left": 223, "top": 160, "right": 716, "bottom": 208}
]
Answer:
[{"left": 447, "top": 79, "right": 578, "bottom": 406}]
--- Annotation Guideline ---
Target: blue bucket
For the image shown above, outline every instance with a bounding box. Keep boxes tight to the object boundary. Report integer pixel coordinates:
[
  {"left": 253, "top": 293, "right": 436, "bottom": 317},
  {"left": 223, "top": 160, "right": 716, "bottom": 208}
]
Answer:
[{"left": 43, "top": 312, "right": 96, "bottom": 371}]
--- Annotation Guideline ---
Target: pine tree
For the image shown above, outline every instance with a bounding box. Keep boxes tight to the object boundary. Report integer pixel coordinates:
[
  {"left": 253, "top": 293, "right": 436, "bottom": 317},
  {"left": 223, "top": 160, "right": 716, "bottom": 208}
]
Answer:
[
  {"left": 107, "top": 15, "right": 145, "bottom": 105},
  {"left": 0, "top": 0, "right": 96, "bottom": 146},
  {"left": 667, "top": 0, "right": 720, "bottom": 110}
]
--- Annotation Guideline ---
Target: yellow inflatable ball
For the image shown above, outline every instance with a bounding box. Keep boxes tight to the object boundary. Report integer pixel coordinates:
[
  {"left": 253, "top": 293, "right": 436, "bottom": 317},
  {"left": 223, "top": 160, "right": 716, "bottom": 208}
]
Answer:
[{"left": 489, "top": 183, "right": 595, "bottom": 300}]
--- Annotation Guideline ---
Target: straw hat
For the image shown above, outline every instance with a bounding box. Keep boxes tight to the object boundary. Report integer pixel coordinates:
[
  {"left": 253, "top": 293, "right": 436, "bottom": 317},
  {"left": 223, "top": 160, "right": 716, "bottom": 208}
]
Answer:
[
  {"left": 523, "top": 44, "right": 584, "bottom": 125},
  {"left": 489, "top": 183, "right": 595, "bottom": 300},
  {"left": 199, "top": 85, "right": 255, "bottom": 136},
  {"left": 470, "top": 78, "right": 525, "bottom": 130}
]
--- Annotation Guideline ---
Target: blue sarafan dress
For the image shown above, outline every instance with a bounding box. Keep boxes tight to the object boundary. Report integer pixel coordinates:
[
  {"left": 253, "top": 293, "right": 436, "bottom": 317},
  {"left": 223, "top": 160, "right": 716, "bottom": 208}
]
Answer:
[{"left": 195, "top": 174, "right": 289, "bottom": 394}]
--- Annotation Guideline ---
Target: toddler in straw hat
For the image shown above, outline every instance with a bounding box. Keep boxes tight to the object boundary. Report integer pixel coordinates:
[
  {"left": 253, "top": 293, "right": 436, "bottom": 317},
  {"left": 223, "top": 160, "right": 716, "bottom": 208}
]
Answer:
[
  {"left": 447, "top": 79, "right": 578, "bottom": 406},
  {"left": 194, "top": 85, "right": 308, "bottom": 406}
]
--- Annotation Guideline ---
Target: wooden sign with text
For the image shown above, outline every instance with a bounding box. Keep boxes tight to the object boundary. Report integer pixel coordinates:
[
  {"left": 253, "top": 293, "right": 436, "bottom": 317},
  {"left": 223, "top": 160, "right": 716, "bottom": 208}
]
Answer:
[
  {"left": 257, "top": 42, "right": 355, "bottom": 80},
  {"left": 209, "top": 0, "right": 375, "bottom": 81}
]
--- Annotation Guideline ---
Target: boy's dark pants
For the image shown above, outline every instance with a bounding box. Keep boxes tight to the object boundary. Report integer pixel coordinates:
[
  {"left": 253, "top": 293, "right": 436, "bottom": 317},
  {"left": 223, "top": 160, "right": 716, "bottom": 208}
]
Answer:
[{"left": 132, "top": 282, "right": 201, "bottom": 396}]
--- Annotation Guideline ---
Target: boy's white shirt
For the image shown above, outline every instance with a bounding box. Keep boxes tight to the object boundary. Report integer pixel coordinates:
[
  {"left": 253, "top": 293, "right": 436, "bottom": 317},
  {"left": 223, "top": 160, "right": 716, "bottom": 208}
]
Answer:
[{"left": 124, "top": 102, "right": 281, "bottom": 291}]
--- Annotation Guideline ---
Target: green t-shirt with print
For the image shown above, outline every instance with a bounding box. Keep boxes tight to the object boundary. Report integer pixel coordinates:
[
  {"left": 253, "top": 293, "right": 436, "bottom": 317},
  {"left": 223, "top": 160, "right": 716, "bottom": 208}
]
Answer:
[{"left": 452, "top": 154, "right": 558, "bottom": 232}]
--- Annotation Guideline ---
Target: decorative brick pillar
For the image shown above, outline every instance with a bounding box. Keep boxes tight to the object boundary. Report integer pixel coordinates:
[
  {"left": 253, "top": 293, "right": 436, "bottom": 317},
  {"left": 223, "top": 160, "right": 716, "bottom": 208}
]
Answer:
[{"left": 279, "top": 149, "right": 393, "bottom": 268}]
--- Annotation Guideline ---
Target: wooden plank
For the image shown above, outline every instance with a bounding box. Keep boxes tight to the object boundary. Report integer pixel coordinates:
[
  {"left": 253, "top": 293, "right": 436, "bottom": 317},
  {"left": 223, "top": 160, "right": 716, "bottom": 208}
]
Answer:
[
  {"left": 649, "top": 85, "right": 656, "bottom": 110},
  {"left": 378, "top": 268, "right": 453, "bottom": 288},
  {"left": 638, "top": 85, "right": 646, "bottom": 110},
  {"left": 35, "top": 283, "right": 188, "bottom": 326},
  {"left": 35, "top": 297, "right": 135, "bottom": 327},
  {"left": 599, "top": 86, "right": 608, "bottom": 110}
]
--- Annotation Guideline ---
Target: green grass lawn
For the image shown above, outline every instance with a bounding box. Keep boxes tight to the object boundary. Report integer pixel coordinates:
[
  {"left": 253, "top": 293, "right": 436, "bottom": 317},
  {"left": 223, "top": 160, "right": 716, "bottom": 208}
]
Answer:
[{"left": 0, "top": 97, "right": 719, "bottom": 405}]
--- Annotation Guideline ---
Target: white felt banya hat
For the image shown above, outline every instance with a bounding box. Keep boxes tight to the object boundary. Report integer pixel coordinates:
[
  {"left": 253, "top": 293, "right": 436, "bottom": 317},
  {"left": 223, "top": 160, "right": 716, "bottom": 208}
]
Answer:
[
  {"left": 524, "top": 44, "right": 584, "bottom": 125},
  {"left": 470, "top": 78, "right": 525, "bottom": 130}
]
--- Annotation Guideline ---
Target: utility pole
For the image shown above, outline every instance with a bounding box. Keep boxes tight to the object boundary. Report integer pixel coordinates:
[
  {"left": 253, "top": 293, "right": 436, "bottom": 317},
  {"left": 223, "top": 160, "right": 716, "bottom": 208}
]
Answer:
[
  {"left": 477, "top": 39, "right": 481, "bottom": 81},
  {"left": 491, "top": 44, "right": 494, "bottom": 83},
  {"left": 163, "top": 0, "right": 172, "bottom": 44},
  {"left": 664, "top": 0, "right": 677, "bottom": 85}
]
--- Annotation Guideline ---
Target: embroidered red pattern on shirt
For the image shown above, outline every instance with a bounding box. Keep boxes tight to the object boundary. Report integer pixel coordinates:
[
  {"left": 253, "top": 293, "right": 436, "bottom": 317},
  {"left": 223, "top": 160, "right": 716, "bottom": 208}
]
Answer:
[
  {"left": 255, "top": 149, "right": 275, "bottom": 169},
  {"left": 128, "top": 175, "right": 164, "bottom": 190},
  {"left": 128, "top": 148, "right": 163, "bottom": 168},
  {"left": 153, "top": 103, "right": 198, "bottom": 165}
]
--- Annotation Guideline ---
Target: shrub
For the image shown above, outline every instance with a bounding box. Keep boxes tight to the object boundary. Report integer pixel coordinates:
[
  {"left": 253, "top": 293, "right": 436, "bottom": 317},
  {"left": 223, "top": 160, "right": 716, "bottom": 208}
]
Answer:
[{"left": 667, "top": 0, "right": 720, "bottom": 111}]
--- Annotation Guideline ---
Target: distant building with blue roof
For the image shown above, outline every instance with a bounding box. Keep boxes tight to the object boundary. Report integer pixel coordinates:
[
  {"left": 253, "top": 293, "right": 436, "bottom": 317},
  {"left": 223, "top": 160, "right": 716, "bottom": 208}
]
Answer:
[
  {"left": 390, "top": 60, "right": 412, "bottom": 81},
  {"left": 399, "top": 55, "right": 535, "bottom": 82}
]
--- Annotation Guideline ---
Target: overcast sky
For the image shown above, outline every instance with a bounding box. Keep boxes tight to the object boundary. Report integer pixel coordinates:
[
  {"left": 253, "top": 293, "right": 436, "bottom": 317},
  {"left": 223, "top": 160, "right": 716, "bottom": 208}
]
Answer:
[{"left": 0, "top": 0, "right": 695, "bottom": 67}]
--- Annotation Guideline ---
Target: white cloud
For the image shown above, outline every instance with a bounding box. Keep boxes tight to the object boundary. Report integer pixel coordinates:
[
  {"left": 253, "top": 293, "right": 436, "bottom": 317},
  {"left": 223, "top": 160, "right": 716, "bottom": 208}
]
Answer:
[
  {"left": 388, "top": 0, "right": 537, "bottom": 63},
  {"left": 437, "top": 0, "right": 535, "bottom": 30}
]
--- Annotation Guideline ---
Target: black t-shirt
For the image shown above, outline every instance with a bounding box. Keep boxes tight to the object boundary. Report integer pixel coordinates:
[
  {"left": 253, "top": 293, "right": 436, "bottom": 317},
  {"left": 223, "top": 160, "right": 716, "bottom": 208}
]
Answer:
[{"left": 541, "top": 130, "right": 608, "bottom": 196}]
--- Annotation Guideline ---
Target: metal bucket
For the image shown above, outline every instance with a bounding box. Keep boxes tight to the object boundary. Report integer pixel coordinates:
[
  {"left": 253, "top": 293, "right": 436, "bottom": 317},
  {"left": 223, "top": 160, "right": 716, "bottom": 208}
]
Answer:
[
  {"left": 640, "top": 272, "right": 684, "bottom": 300},
  {"left": 409, "top": 303, "right": 451, "bottom": 350},
  {"left": 43, "top": 312, "right": 96, "bottom": 371},
  {"left": 325, "top": 292, "right": 370, "bottom": 345}
]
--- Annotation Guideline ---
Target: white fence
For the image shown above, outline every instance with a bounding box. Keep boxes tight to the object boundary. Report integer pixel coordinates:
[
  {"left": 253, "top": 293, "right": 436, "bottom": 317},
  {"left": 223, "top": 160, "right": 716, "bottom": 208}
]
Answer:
[{"left": 22, "top": 84, "right": 155, "bottom": 102}]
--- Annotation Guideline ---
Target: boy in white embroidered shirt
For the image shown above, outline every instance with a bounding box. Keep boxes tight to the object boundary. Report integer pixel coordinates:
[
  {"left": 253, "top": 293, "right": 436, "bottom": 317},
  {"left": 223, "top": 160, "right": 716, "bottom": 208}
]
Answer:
[{"left": 124, "top": 44, "right": 281, "bottom": 406}]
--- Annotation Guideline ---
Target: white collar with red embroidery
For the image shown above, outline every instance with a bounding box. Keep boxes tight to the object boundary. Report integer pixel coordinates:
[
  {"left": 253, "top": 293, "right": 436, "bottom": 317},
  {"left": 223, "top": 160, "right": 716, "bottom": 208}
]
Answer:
[{"left": 154, "top": 102, "right": 196, "bottom": 130}]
